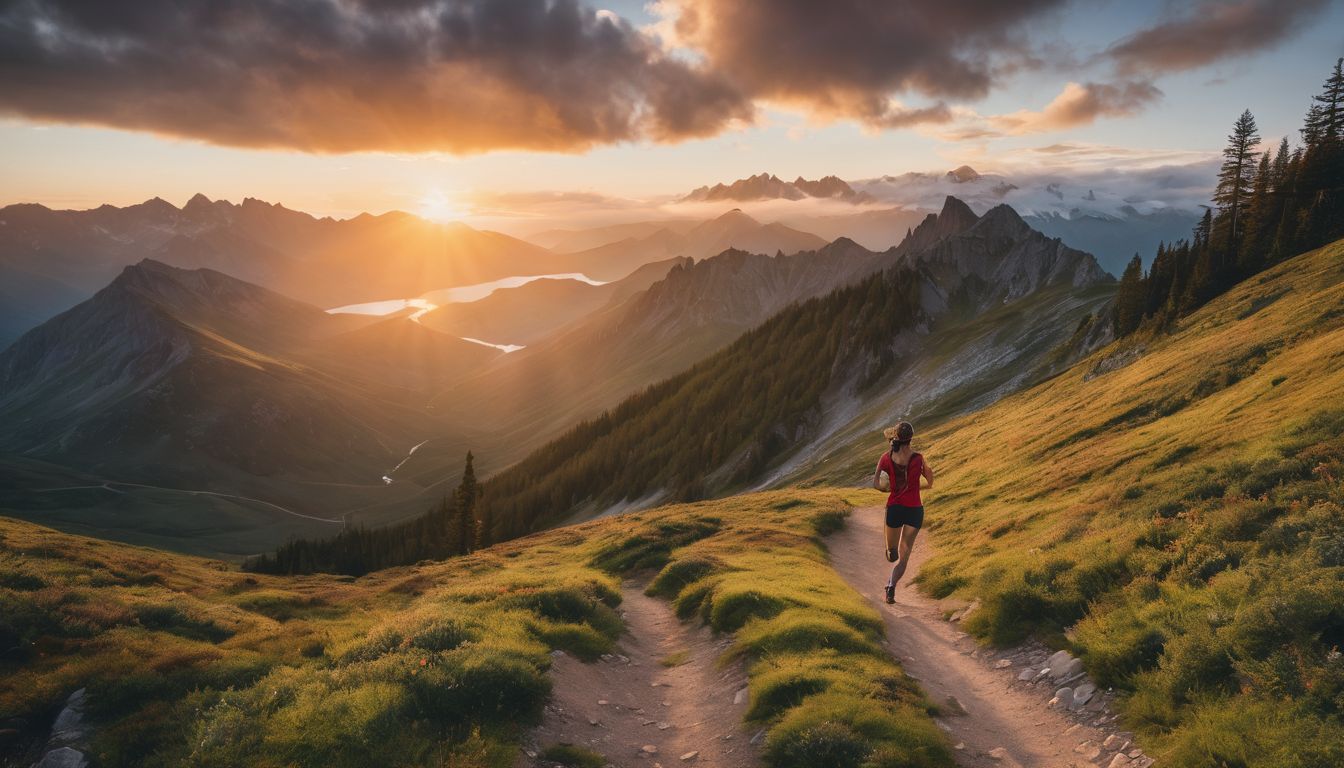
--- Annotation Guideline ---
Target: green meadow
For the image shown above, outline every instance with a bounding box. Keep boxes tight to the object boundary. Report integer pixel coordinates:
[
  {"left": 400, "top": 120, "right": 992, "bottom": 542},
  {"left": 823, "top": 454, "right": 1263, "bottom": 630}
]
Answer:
[
  {"left": 889, "top": 238, "right": 1344, "bottom": 764},
  {"left": 0, "top": 489, "right": 951, "bottom": 768}
]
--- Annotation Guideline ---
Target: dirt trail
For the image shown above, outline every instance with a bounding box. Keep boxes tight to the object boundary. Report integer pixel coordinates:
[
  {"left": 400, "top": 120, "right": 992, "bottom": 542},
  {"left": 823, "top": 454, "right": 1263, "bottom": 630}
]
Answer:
[
  {"left": 829, "top": 508, "right": 1131, "bottom": 768},
  {"left": 519, "top": 579, "right": 759, "bottom": 768}
]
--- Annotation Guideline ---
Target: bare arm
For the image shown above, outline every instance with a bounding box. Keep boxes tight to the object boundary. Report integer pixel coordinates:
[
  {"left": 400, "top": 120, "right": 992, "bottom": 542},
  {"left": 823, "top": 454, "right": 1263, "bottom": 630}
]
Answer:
[
  {"left": 921, "top": 459, "right": 935, "bottom": 490},
  {"left": 873, "top": 456, "right": 886, "bottom": 491}
]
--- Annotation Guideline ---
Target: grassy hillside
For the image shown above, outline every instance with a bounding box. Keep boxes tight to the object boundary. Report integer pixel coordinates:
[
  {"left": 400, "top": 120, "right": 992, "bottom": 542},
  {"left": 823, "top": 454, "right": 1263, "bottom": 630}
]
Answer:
[
  {"left": 0, "top": 489, "right": 951, "bottom": 768},
  {"left": 843, "top": 238, "right": 1344, "bottom": 764}
]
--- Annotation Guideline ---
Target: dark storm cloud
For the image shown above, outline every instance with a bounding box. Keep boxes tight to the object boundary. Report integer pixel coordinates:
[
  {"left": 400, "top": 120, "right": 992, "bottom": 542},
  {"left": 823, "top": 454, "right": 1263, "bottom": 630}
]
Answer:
[
  {"left": 0, "top": 0, "right": 1324, "bottom": 153},
  {"left": 1107, "top": 0, "right": 1331, "bottom": 75},
  {"left": 0, "top": 0, "right": 753, "bottom": 152},
  {"left": 663, "top": 0, "right": 1068, "bottom": 127}
]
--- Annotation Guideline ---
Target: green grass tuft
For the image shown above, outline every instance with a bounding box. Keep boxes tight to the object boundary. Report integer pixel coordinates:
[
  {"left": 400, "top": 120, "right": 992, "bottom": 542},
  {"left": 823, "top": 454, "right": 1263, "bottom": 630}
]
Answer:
[{"left": 541, "top": 744, "right": 606, "bottom": 768}]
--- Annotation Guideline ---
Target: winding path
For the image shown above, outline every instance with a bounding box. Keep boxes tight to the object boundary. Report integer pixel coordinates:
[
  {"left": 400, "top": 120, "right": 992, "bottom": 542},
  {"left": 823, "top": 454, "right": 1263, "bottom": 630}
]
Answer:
[
  {"left": 519, "top": 509, "right": 1143, "bottom": 768},
  {"left": 828, "top": 508, "right": 1119, "bottom": 768}
]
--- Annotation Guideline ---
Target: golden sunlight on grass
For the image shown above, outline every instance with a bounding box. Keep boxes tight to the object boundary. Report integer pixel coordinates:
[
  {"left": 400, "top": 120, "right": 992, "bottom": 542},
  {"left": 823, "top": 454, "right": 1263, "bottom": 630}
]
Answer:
[
  {"left": 898, "top": 238, "right": 1344, "bottom": 763},
  {"left": 0, "top": 488, "right": 952, "bottom": 768}
]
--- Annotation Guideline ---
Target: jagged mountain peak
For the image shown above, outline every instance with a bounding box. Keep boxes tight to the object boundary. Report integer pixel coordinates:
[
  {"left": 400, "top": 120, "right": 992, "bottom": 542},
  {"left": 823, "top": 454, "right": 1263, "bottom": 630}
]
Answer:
[
  {"left": 119, "top": 196, "right": 180, "bottom": 219},
  {"left": 970, "top": 203, "right": 1032, "bottom": 239},
  {"left": 937, "top": 196, "right": 979, "bottom": 231},
  {"left": 896, "top": 195, "right": 980, "bottom": 254},
  {"left": 681, "top": 173, "right": 859, "bottom": 203}
]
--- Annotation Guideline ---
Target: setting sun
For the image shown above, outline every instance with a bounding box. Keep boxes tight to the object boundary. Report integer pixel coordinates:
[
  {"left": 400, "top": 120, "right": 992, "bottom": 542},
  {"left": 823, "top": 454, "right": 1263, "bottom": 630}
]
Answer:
[{"left": 415, "top": 188, "right": 470, "bottom": 223}]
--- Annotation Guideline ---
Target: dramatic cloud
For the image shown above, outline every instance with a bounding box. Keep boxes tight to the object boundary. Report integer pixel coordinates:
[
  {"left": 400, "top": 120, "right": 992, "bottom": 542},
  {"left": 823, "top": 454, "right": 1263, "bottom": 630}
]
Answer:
[
  {"left": 0, "top": 0, "right": 753, "bottom": 153},
  {"left": 0, "top": 0, "right": 1325, "bottom": 153},
  {"left": 988, "top": 80, "right": 1163, "bottom": 134},
  {"left": 1107, "top": 0, "right": 1330, "bottom": 76},
  {"left": 656, "top": 0, "right": 1067, "bottom": 127}
]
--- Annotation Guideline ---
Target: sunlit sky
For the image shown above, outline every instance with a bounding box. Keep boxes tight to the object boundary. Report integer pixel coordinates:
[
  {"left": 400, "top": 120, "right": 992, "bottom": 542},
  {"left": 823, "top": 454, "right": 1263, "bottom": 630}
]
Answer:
[{"left": 1, "top": 0, "right": 1341, "bottom": 224}]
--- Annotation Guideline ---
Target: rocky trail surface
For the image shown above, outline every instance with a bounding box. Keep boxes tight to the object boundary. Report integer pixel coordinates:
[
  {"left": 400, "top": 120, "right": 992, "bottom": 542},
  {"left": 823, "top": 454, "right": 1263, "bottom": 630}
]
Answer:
[
  {"left": 519, "top": 508, "right": 1156, "bottom": 768},
  {"left": 828, "top": 508, "right": 1154, "bottom": 768},
  {"left": 518, "top": 581, "right": 759, "bottom": 768}
]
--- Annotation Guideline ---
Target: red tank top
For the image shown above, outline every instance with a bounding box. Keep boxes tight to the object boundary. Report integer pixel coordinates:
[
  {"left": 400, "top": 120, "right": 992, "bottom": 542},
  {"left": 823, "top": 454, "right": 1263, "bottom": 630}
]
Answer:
[{"left": 880, "top": 451, "right": 923, "bottom": 507}]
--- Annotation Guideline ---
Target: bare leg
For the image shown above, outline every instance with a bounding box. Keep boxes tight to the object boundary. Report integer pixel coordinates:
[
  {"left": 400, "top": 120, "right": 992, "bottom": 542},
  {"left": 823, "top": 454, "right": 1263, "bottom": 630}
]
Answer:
[
  {"left": 887, "top": 525, "right": 920, "bottom": 588},
  {"left": 884, "top": 524, "right": 900, "bottom": 562}
]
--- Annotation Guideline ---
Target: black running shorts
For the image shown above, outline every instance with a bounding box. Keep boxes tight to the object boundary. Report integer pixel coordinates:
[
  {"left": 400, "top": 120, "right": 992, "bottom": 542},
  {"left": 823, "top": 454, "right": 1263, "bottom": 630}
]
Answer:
[{"left": 885, "top": 504, "right": 925, "bottom": 530}]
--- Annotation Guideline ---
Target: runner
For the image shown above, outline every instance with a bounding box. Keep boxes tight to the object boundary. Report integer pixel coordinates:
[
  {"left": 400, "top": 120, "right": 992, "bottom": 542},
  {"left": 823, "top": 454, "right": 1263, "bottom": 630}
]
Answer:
[{"left": 873, "top": 421, "right": 934, "bottom": 604}]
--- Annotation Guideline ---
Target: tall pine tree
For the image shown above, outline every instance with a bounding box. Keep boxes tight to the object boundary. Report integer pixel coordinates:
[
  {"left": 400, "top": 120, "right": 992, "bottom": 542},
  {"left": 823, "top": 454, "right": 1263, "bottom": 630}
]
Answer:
[
  {"left": 455, "top": 451, "right": 478, "bottom": 554},
  {"left": 1237, "top": 151, "right": 1273, "bottom": 275},
  {"left": 1113, "top": 254, "right": 1146, "bottom": 337},
  {"left": 1212, "top": 110, "right": 1260, "bottom": 263},
  {"left": 1302, "top": 58, "right": 1344, "bottom": 148}
]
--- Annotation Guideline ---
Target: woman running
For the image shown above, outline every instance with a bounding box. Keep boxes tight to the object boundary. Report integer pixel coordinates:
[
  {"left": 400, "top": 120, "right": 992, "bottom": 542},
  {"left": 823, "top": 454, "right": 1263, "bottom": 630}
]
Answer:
[{"left": 873, "top": 421, "right": 934, "bottom": 604}]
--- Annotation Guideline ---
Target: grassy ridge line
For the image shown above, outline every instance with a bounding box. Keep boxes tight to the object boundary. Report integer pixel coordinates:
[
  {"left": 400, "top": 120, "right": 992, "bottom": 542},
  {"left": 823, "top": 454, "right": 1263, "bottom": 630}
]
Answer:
[
  {"left": 894, "top": 239, "right": 1344, "bottom": 764},
  {"left": 0, "top": 488, "right": 950, "bottom": 767}
]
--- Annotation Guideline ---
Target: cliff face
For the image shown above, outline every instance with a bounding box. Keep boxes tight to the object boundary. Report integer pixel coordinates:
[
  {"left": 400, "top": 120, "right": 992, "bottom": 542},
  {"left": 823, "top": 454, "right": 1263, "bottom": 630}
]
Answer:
[{"left": 905, "top": 202, "right": 1112, "bottom": 315}]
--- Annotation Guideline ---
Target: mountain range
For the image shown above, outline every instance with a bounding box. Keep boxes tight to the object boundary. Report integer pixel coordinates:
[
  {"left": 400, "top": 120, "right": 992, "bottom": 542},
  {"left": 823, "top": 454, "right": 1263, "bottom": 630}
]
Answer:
[
  {"left": 0, "top": 198, "right": 840, "bottom": 350},
  {"left": 673, "top": 168, "right": 1203, "bottom": 272},
  {"left": 0, "top": 194, "right": 1114, "bottom": 555},
  {"left": 460, "top": 198, "right": 1116, "bottom": 535},
  {"left": 682, "top": 173, "right": 869, "bottom": 203},
  {"left": 0, "top": 195, "right": 558, "bottom": 348},
  {"left": 0, "top": 260, "right": 501, "bottom": 556}
]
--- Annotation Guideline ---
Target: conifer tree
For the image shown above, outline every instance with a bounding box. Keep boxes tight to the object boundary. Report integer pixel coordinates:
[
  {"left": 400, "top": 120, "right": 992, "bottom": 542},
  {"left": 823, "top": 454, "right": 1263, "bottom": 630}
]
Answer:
[
  {"left": 1270, "top": 146, "right": 1303, "bottom": 261},
  {"left": 1113, "top": 254, "right": 1145, "bottom": 336},
  {"left": 455, "top": 452, "right": 478, "bottom": 554},
  {"left": 1145, "top": 242, "right": 1176, "bottom": 319},
  {"left": 1212, "top": 110, "right": 1260, "bottom": 261},
  {"left": 1237, "top": 151, "right": 1273, "bottom": 275},
  {"left": 1302, "top": 58, "right": 1344, "bottom": 148},
  {"left": 475, "top": 503, "right": 492, "bottom": 550},
  {"left": 1193, "top": 208, "right": 1212, "bottom": 251}
]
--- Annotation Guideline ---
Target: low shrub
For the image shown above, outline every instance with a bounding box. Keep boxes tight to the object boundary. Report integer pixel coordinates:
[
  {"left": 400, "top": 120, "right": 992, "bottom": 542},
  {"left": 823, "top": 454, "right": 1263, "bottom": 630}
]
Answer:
[
  {"left": 232, "top": 590, "right": 329, "bottom": 622},
  {"left": 409, "top": 618, "right": 476, "bottom": 652},
  {"left": 646, "top": 556, "right": 719, "bottom": 598},
  {"left": 809, "top": 508, "right": 848, "bottom": 537},
  {"left": 412, "top": 648, "right": 551, "bottom": 726},
  {"left": 707, "top": 586, "right": 788, "bottom": 632},
  {"left": 133, "top": 604, "right": 232, "bottom": 643},
  {"left": 766, "top": 719, "right": 869, "bottom": 768},
  {"left": 530, "top": 621, "right": 612, "bottom": 661},
  {"left": 735, "top": 609, "right": 875, "bottom": 658},
  {"left": 338, "top": 626, "right": 404, "bottom": 664},
  {"left": 589, "top": 518, "right": 720, "bottom": 573},
  {"left": 541, "top": 744, "right": 606, "bottom": 768},
  {"left": 764, "top": 693, "right": 953, "bottom": 768}
]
